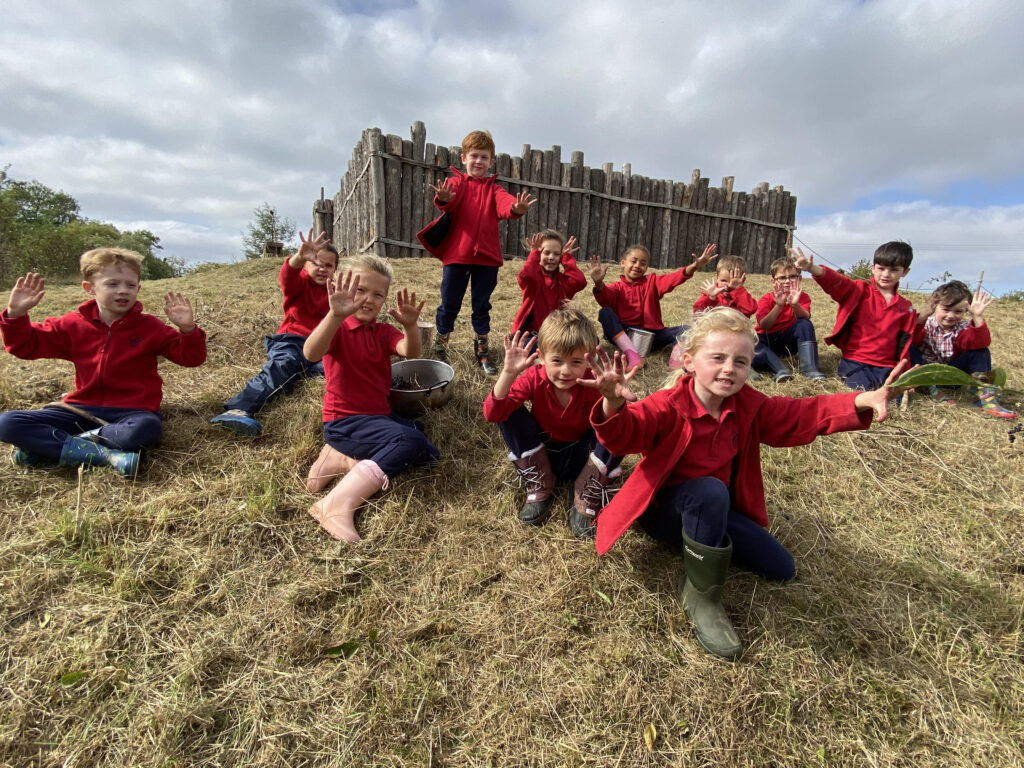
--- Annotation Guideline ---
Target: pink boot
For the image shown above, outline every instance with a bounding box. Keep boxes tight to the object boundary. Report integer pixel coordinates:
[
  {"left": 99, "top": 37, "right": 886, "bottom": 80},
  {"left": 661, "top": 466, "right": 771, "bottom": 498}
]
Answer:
[
  {"left": 612, "top": 331, "right": 644, "bottom": 370},
  {"left": 309, "top": 460, "right": 388, "bottom": 542},
  {"left": 306, "top": 444, "right": 359, "bottom": 492}
]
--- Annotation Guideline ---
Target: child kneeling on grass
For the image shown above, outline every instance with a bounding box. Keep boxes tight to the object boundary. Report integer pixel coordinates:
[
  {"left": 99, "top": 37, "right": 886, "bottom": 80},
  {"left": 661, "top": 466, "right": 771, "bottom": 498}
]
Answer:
[
  {"left": 585, "top": 307, "right": 907, "bottom": 661},
  {"left": 911, "top": 280, "right": 1016, "bottom": 418},
  {"left": 303, "top": 254, "right": 439, "bottom": 542},
  {"left": 483, "top": 305, "right": 622, "bottom": 539},
  {"left": 510, "top": 229, "right": 586, "bottom": 338},
  {"left": 0, "top": 249, "right": 207, "bottom": 476}
]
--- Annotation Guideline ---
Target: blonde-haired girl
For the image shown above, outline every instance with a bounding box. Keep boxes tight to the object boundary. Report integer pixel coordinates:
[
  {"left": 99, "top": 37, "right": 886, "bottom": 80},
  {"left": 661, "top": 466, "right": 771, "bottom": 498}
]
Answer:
[{"left": 581, "top": 307, "right": 906, "bottom": 660}]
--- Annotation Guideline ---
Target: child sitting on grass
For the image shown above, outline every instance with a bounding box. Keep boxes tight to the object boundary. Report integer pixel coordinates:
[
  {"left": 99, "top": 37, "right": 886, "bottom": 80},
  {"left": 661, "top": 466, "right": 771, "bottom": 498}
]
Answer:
[
  {"left": 584, "top": 307, "right": 906, "bottom": 661},
  {"left": 510, "top": 229, "right": 586, "bottom": 338},
  {"left": 793, "top": 242, "right": 916, "bottom": 390},
  {"left": 692, "top": 254, "right": 757, "bottom": 316},
  {"left": 911, "top": 280, "right": 1015, "bottom": 418},
  {"left": 0, "top": 249, "right": 207, "bottom": 476},
  {"left": 754, "top": 256, "right": 826, "bottom": 381},
  {"left": 302, "top": 254, "right": 438, "bottom": 543},
  {"left": 211, "top": 229, "right": 338, "bottom": 436},
  {"left": 589, "top": 242, "right": 718, "bottom": 370},
  {"left": 484, "top": 305, "right": 622, "bottom": 539}
]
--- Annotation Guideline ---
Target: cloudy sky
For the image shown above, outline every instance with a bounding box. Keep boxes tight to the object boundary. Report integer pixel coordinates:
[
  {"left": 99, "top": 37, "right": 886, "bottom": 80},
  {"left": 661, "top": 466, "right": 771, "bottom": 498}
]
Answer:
[{"left": 2, "top": 0, "right": 1023, "bottom": 294}]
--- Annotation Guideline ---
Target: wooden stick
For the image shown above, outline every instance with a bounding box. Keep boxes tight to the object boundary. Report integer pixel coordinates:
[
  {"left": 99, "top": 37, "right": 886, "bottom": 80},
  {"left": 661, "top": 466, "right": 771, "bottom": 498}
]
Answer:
[{"left": 976, "top": 271, "right": 984, "bottom": 294}]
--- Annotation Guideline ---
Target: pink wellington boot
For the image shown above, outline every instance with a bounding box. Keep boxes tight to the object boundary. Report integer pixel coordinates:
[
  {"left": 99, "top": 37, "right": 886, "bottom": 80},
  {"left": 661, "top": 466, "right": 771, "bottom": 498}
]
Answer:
[
  {"left": 306, "top": 444, "right": 359, "bottom": 492},
  {"left": 309, "top": 460, "right": 389, "bottom": 542}
]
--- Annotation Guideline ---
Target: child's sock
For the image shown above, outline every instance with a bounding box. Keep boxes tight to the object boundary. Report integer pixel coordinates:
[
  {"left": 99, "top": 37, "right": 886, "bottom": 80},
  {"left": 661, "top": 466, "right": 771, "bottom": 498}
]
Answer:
[
  {"left": 306, "top": 444, "right": 359, "bottom": 492},
  {"left": 611, "top": 331, "right": 644, "bottom": 370},
  {"left": 309, "top": 460, "right": 389, "bottom": 542}
]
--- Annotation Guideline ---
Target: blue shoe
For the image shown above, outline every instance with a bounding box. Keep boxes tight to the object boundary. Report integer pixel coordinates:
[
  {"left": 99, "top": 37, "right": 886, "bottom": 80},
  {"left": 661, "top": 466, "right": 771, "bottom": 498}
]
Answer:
[
  {"left": 11, "top": 446, "right": 47, "bottom": 468},
  {"left": 59, "top": 436, "right": 139, "bottom": 478},
  {"left": 210, "top": 409, "right": 262, "bottom": 436}
]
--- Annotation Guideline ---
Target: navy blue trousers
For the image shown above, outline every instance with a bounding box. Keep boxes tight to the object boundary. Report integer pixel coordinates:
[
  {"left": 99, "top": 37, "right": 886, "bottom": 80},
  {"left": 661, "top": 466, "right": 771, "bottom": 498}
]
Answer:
[
  {"left": 224, "top": 333, "right": 324, "bottom": 415},
  {"left": 435, "top": 264, "right": 500, "bottom": 336},
  {"left": 755, "top": 317, "right": 817, "bottom": 365},
  {"left": 0, "top": 405, "right": 163, "bottom": 460},
  {"left": 323, "top": 413, "right": 439, "bottom": 478},
  {"left": 908, "top": 345, "right": 990, "bottom": 374},
  {"left": 496, "top": 405, "right": 620, "bottom": 482},
  {"left": 837, "top": 359, "right": 895, "bottom": 391},
  {"left": 597, "top": 308, "right": 684, "bottom": 352},
  {"left": 637, "top": 476, "right": 795, "bottom": 582}
]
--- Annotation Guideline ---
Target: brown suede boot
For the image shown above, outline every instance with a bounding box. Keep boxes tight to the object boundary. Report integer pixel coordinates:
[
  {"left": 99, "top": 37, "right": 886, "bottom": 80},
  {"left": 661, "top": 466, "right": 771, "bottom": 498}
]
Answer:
[
  {"left": 511, "top": 446, "right": 555, "bottom": 524},
  {"left": 567, "top": 453, "right": 621, "bottom": 540}
]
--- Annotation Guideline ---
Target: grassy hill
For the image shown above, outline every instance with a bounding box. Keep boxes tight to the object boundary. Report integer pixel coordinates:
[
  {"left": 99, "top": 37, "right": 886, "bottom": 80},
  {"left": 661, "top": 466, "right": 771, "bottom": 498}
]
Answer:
[{"left": 1, "top": 256, "right": 1022, "bottom": 767}]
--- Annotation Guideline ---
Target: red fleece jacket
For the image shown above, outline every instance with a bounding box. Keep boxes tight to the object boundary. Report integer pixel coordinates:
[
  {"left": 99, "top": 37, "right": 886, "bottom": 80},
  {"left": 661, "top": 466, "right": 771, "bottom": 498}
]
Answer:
[
  {"left": 1, "top": 300, "right": 207, "bottom": 412},
  {"left": 590, "top": 378, "right": 871, "bottom": 554},
  {"left": 511, "top": 249, "right": 587, "bottom": 334},
  {"left": 278, "top": 260, "right": 329, "bottom": 336},
  {"left": 693, "top": 286, "right": 757, "bottom": 317},
  {"left": 594, "top": 269, "right": 691, "bottom": 330}
]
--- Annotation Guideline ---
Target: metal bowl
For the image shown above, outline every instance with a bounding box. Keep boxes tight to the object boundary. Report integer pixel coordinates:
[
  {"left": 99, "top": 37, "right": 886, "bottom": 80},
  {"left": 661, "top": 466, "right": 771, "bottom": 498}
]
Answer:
[{"left": 390, "top": 359, "right": 455, "bottom": 418}]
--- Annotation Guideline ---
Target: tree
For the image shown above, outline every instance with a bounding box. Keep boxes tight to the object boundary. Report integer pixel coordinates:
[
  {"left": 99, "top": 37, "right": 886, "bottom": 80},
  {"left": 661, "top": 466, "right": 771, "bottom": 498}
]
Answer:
[{"left": 241, "top": 203, "right": 297, "bottom": 260}]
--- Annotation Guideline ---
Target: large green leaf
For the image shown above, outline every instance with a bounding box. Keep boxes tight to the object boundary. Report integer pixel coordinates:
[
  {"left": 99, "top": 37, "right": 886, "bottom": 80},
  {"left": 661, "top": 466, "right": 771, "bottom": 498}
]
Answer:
[{"left": 891, "top": 364, "right": 976, "bottom": 389}]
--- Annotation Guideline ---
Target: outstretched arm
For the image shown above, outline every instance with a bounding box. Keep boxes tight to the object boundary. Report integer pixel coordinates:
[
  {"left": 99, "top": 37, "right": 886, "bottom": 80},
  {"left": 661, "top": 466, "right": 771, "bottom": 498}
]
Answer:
[
  {"left": 6, "top": 272, "right": 46, "bottom": 318},
  {"left": 684, "top": 243, "right": 718, "bottom": 277},
  {"left": 790, "top": 246, "right": 823, "bottom": 277},
  {"left": 492, "top": 332, "right": 538, "bottom": 400},
  {"left": 854, "top": 359, "right": 911, "bottom": 422},
  {"left": 511, "top": 190, "right": 537, "bottom": 216}
]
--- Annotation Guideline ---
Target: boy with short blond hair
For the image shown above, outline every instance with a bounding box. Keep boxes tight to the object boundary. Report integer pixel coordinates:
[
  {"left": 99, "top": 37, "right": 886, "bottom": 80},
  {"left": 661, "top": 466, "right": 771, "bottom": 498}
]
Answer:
[
  {"left": 483, "top": 305, "right": 621, "bottom": 539},
  {"left": 0, "top": 247, "right": 207, "bottom": 475},
  {"left": 211, "top": 228, "right": 338, "bottom": 436},
  {"left": 793, "top": 241, "right": 917, "bottom": 390},
  {"left": 589, "top": 242, "right": 718, "bottom": 370},
  {"left": 911, "top": 280, "right": 1015, "bottom": 418},
  {"left": 754, "top": 256, "right": 826, "bottom": 380},
  {"left": 418, "top": 130, "right": 537, "bottom": 374}
]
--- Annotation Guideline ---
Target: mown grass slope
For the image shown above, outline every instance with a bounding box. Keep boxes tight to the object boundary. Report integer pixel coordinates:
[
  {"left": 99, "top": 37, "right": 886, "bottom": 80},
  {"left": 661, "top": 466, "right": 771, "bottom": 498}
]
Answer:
[{"left": 1, "top": 256, "right": 1022, "bottom": 767}]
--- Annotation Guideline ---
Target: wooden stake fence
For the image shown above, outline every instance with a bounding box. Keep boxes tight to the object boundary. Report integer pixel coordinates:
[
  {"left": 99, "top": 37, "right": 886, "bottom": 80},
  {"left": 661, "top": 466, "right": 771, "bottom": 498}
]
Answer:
[{"left": 315, "top": 121, "right": 796, "bottom": 273}]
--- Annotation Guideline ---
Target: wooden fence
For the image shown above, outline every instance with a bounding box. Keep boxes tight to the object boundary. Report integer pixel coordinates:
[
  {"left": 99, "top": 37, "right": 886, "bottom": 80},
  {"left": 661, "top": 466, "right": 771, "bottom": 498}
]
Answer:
[{"left": 315, "top": 121, "right": 796, "bottom": 273}]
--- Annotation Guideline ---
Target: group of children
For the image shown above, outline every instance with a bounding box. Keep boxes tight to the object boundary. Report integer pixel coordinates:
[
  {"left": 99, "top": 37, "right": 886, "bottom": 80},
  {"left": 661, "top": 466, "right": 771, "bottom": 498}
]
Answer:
[{"left": 1, "top": 129, "right": 1016, "bottom": 662}]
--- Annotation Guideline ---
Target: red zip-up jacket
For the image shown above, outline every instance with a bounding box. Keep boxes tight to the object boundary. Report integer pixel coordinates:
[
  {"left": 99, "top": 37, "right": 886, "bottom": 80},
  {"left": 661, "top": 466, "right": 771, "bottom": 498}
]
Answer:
[
  {"left": 0, "top": 300, "right": 207, "bottom": 412},
  {"left": 423, "top": 168, "right": 523, "bottom": 267},
  {"left": 693, "top": 286, "right": 757, "bottom": 317},
  {"left": 594, "top": 269, "right": 691, "bottom": 330},
  {"left": 278, "top": 260, "right": 329, "bottom": 337},
  {"left": 590, "top": 377, "right": 870, "bottom": 554},
  {"left": 814, "top": 266, "right": 916, "bottom": 366},
  {"left": 510, "top": 249, "right": 587, "bottom": 334}
]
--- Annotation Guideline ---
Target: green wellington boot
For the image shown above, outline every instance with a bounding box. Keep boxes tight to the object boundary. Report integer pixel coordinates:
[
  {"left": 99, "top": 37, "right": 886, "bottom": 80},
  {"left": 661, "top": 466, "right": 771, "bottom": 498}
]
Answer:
[{"left": 680, "top": 532, "right": 743, "bottom": 661}]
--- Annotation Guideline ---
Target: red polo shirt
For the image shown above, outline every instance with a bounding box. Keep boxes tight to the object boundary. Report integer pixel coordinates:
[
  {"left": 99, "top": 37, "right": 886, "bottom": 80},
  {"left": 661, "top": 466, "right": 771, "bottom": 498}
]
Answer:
[
  {"left": 483, "top": 363, "right": 602, "bottom": 442},
  {"left": 755, "top": 291, "right": 812, "bottom": 334},
  {"left": 322, "top": 316, "right": 403, "bottom": 421}
]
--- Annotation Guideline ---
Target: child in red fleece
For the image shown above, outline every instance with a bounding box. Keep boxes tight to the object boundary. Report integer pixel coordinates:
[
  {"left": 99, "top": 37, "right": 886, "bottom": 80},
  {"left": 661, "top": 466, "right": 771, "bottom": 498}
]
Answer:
[
  {"left": 910, "top": 279, "right": 1015, "bottom": 418},
  {"left": 418, "top": 129, "right": 536, "bottom": 374},
  {"left": 692, "top": 255, "right": 757, "bottom": 316},
  {"left": 753, "top": 256, "right": 826, "bottom": 381},
  {"left": 211, "top": 229, "right": 338, "bottom": 436},
  {"left": 484, "top": 305, "right": 621, "bottom": 540},
  {"left": 793, "top": 242, "right": 916, "bottom": 390},
  {"left": 303, "top": 254, "right": 438, "bottom": 543},
  {"left": 582, "top": 307, "right": 906, "bottom": 661},
  {"left": 589, "top": 242, "right": 718, "bottom": 370},
  {"left": 0, "top": 248, "right": 207, "bottom": 476},
  {"left": 510, "top": 229, "right": 586, "bottom": 337}
]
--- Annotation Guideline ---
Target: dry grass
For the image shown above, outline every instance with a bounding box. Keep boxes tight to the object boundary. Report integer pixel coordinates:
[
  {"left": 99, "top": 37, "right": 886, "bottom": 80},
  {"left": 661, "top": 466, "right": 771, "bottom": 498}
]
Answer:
[{"left": 1, "top": 256, "right": 1022, "bottom": 767}]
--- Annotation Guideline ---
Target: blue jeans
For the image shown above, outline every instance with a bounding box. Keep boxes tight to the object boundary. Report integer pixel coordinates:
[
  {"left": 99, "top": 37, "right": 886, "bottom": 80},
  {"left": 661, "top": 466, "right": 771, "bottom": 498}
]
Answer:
[
  {"left": 224, "top": 333, "right": 323, "bottom": 415},
  {"left": 637, "top": 476, "right": 795, "bottom": 582},
  {"left": 0, "top": 405, "right": 163, "bottom": 460},
  {"left": 435, "top": 264, "right": 500, "bottom": 336}
]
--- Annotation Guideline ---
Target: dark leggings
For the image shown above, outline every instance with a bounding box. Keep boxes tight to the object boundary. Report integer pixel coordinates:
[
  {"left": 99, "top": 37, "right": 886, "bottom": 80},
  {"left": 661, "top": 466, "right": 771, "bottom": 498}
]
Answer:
[
  {"left": 637, "top": 476, "right": 795, "bottom": 581},
  {"left": 0, "top": 405, "right": 163, "bottom": 460}
]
